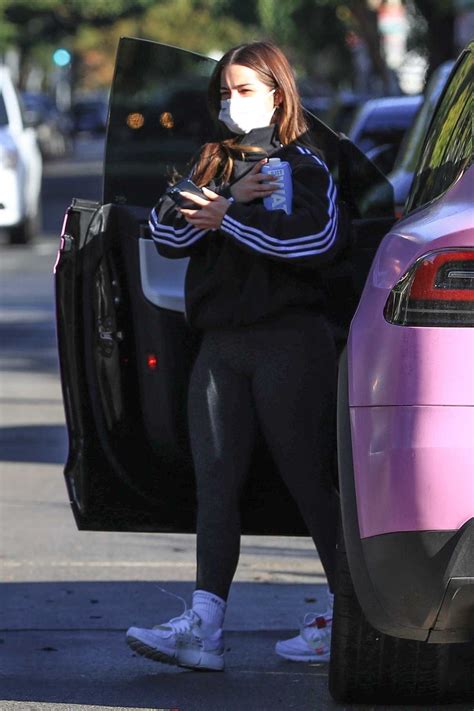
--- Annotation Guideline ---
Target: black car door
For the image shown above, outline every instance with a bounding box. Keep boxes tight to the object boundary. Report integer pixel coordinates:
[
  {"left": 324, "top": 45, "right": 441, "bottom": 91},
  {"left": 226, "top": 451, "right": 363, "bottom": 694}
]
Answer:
[{"left": 55, "top": 37, "right": 395, "bottom": 533}]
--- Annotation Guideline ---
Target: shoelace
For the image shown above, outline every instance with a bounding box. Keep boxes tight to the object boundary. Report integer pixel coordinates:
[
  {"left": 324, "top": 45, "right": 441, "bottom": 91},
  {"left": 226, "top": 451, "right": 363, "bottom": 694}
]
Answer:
[
  {"left": 153, "top": 608, "right": 200, "bottom": 634},
  {"left": 302, "top": 610, "right": 332, "bottom": 630},
  {"left": 153, "top": 610, "right": 200, "bottom": 636},
  {"left": 156, "top": 584, "right": 189, "bottom": 614},
  {"left": 151, "top": 585, "right": 201, "bottom": 635}
]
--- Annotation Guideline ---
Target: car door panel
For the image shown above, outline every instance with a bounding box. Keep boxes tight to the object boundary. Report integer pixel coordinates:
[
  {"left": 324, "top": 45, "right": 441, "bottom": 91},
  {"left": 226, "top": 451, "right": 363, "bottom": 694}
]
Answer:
[
  {"left": 139, "top": 236, "right": 187, "bottom": 312},
  {"left": 55, "top": 37, "right": 396, "bottom": 532},
  {"left": 56, "top": 199, "right": 309, "bottom": 533}
]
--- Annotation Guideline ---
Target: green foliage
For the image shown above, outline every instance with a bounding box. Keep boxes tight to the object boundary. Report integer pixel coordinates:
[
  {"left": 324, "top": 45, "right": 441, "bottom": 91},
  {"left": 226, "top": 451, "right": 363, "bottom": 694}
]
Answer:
[
  {"left": 71, "top": 0, "right": 258, "bottom": 89},
  {"left": 0, "top": 0, "right": 157, "bottom": 51},
  {"left": 139, "top": 0, "right": 254, "bottom": 54},
  {"left": 257, "top": 0, "right": 304, "bottom": 43},
  {"left": 1, "top": 0, "right": 455, "bottom": 92},
  {"left": 0, "top": 0, "right": 157, "bottom": 19}
]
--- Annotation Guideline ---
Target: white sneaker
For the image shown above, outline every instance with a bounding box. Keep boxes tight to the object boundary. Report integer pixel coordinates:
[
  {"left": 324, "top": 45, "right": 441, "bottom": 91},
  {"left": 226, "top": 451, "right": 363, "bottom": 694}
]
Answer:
[
  {"left": 126, "top": 608, "right": 225, "bottom": 671},
  {"left": 275, "top": 595, "right": 333, "bottom": 663}
]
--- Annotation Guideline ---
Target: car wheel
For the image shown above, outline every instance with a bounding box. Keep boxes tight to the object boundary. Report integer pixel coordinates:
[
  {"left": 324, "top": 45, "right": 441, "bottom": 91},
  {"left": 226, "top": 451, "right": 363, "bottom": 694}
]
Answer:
[
  {"left": 328, "top": 537, "right": 474, "bottom": 704},
  {"left": 8, "top": 219, "right": 32, "bottom": 245},
  {"left": 7, "top": 210, "right": 41, "bottom": 245}
]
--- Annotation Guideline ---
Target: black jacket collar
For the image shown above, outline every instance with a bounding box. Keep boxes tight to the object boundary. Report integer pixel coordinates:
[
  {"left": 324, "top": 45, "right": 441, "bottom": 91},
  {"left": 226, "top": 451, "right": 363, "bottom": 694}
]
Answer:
[{"left": 237, "top": 124, "right": 281, "bottom": 156}]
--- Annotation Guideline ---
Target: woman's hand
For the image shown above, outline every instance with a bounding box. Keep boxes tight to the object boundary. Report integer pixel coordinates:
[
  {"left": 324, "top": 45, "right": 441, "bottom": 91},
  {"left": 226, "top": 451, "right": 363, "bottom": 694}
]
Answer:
[
  {"left": 179, "top": 187, "right": 231, "bottom": 230},
  {"left": 230, "top": 159, "right": 278, "bottom": 203},
  {"left": 179, "top": 161, "right": 278, "bottom": 228}
]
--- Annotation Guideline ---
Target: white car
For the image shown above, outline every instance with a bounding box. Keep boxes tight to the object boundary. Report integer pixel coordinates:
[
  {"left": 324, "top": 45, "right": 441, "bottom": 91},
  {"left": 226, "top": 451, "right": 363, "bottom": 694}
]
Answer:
[{"left": 0, "top": 65, "right": 42, "bottom": 244}]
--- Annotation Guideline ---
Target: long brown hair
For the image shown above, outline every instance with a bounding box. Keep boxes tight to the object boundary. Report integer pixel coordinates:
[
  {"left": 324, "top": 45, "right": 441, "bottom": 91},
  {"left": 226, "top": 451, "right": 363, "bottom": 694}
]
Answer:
[{"left": 191, "top": 41, "right": 310, "bottom": 186}]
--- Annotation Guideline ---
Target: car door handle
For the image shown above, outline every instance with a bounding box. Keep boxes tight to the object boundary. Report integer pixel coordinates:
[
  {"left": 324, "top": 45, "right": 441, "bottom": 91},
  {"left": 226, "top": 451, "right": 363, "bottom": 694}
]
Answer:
[{"left": 98, "top": 329, "right": 124, "bottom": 343}]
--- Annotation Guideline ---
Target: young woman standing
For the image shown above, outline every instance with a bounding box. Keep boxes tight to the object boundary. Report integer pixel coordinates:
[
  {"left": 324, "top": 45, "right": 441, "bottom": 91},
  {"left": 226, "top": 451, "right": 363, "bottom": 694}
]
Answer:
[{"left": 126, "top": 40, "right": 345, "bottom": 671}]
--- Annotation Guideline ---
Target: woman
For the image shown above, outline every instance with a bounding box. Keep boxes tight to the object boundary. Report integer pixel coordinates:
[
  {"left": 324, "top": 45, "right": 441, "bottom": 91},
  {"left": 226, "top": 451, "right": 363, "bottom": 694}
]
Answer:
[{"left": 126, "top": 41, "right": 345, "bottom": 671}]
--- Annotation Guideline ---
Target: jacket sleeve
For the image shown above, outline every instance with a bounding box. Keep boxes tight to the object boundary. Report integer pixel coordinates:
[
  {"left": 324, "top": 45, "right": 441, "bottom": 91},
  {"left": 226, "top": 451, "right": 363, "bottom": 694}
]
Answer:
[
  {"left": 148, "top": 192, "right": 209, "bottom": 260},
  {"left": 220, "top": 147, "right": 346, "bottom": 267}
]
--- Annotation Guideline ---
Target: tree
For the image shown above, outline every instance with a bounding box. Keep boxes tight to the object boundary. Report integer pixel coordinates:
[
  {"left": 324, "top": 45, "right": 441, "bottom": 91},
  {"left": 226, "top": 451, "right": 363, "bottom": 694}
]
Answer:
[
  {"left": 0, "top": 0, "right": 158, "bottom": 84},
  {"left": 73, "top": 0, "right": 254, "bottom": 89},
  {"left": 410, "top": 0, "right": 456, "bottom": 76}
]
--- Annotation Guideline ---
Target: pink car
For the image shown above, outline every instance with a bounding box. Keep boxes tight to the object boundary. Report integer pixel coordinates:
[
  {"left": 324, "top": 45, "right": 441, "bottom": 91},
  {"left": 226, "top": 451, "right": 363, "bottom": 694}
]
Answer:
[
  {"left": 54, "top": 38, "right": 473, "bottom": 704},
  {"left": 330, "top": 41, "right": 474, "bottom": 704}
]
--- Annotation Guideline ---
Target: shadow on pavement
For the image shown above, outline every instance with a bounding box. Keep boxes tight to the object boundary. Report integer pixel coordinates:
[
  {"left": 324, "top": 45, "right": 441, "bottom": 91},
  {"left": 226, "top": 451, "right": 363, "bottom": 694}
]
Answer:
[
  {"left": 0, "top": 424, "right": 67, "bottom": 464},
  {"left": 1, "top": 581, "right": 472, "bottom": 711},
  {"left": 0, "top": 580, "right": 333, "bottom": 711},
  {"left": 0, "top": 319, "right": 60, "bottom": 374}
]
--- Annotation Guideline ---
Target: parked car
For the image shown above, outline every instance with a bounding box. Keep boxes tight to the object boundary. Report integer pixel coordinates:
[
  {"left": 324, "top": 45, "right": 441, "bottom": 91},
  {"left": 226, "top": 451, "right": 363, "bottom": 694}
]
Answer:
[
  {"left": 0, "top": 66, "right": 42, "bottom": 244},
  {"left": 71, "top": 95, "right": 108, "bottom": 135},
  {"left": 54, "top": 38, "right": 473, "bottom": 704},
  {"left": 21, "top": 91, "right": 73, "bottom": 159},
  {"left": 347, "top": 94, "right": 423, "bottom": 174},
  {"left": 330, "top": 41, "right": 473, "bottom": 703},
  {"left": 324, "top": 90, "right": 368, "bottom": 134}
]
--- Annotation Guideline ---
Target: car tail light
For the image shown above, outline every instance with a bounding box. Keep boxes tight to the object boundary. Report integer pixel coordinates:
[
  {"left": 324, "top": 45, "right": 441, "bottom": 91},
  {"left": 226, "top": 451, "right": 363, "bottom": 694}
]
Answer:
[{"left": 384, "top": 249, "right": 474, "bottom": 326}]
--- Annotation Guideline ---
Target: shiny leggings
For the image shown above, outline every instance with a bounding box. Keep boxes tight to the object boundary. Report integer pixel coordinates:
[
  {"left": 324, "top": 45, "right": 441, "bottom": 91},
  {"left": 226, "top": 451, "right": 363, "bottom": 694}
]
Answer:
[{"left": 188, "top": 310, "right": 340, "bottom": 600}]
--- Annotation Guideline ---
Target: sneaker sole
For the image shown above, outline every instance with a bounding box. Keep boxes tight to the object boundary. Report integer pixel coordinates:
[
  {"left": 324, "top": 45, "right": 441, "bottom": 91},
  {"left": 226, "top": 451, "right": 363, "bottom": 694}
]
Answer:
[
  {"left": 275, "top": 649, "right": 330, "bottom": 663},
  {"left": 126, "top": 634, "right": 224, "bottom": 671}
]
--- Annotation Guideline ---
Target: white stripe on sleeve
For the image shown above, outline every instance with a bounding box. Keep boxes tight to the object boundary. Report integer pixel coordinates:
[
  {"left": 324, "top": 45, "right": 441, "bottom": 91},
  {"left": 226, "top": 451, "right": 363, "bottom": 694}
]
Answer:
[
  {"left": 220, "top": 149, "right": 338, "bottom": 258},
  {"left": 148, "top": 208, "right": 207, "bottom": 247}
]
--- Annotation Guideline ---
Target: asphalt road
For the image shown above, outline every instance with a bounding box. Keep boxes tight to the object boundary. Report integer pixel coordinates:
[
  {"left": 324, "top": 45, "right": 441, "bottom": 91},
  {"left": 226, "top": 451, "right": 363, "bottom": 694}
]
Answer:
[{"left": 0, "top": 138, "right": 471, "bottom": 711}]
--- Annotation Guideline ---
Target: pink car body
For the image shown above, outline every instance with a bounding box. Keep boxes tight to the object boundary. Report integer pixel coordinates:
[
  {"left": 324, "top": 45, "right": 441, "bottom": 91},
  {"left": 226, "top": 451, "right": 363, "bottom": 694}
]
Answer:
[
  {"left": 340, "top": 133, "right": 474, "bottom": 642},
  {"left": 350, "top": 163, "right": 474, "bottom": 539}
]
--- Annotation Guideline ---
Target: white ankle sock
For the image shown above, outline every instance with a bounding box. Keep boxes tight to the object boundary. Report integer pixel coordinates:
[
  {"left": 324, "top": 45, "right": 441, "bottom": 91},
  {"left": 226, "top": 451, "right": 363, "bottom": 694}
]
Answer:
[{"left": 192, "top": 589, "right": 226, "bottom": 630}]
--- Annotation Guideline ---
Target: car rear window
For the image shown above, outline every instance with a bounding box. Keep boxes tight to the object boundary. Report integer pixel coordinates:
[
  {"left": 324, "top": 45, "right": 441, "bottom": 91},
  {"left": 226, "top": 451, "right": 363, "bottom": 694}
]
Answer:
[{"left": 406, "top": 52, "right": 473, "bottom": 213}]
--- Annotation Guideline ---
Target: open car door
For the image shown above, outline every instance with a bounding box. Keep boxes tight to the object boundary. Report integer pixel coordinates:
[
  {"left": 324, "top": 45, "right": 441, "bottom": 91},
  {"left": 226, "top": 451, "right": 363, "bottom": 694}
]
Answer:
[{"left": 55, "top": 37, "right": 396, "bottom": 533}]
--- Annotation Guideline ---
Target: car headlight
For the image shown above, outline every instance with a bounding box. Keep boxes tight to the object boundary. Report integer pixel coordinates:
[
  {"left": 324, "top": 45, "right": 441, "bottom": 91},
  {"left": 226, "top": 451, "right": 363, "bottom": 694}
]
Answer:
[
  {"left": 384, "top": 248, "right": 474, "bottom": 327},
  {"left": 0, "top": 145, "right": 19, "bottom": 169}
]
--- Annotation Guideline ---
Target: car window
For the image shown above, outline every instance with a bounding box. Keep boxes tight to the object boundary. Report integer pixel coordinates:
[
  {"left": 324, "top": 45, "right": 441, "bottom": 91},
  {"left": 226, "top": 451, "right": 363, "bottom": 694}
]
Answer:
[
  {"left": 104, "top": 39, "right": 217, "bottom": 207},
  {"left": 0, "top": 94, "right": 8, "bottom": 126},
  {"left": 406, "top": 52, "right": 473, "bottom": 213},
  {"left": 393, "top": 62, "right": 454, "bottom": 173}
]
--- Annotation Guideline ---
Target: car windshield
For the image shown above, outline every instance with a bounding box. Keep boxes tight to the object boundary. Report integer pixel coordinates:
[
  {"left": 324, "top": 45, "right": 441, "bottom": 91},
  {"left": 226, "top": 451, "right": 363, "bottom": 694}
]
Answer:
[{"left": 0, "top": 94, "right": 8, "bottom": 126}]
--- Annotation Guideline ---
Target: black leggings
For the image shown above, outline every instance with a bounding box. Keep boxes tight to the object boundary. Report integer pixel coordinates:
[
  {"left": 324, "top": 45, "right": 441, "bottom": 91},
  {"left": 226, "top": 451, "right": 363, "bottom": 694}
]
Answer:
[{"left": 188, "top": 309, "right": 340, "bottom": 600}]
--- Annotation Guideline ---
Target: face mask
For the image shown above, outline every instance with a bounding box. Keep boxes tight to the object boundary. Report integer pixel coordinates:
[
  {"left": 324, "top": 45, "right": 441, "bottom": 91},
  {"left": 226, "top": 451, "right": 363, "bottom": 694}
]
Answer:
[{"left": 218, "top": 90, "right": 276, "bottom": 135}]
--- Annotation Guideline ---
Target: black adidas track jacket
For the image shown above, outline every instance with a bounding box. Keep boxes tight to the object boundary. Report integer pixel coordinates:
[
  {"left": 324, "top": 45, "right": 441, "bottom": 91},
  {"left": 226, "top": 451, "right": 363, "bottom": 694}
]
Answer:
[{"left": 149, "top": 126, "right": 347, "bottom": 330}]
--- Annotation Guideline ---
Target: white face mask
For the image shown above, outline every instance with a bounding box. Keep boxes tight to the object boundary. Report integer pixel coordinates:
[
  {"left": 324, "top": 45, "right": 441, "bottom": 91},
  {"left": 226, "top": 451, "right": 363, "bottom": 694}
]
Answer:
[{"left": 218, "top": 90, "right": 276, "bottom": 135}]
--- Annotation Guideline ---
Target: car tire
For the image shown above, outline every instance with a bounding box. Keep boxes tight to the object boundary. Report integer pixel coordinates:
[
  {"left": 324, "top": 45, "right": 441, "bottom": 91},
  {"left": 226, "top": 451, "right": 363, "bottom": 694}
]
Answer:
[
  {"left": 328, "top": 538, "right": 474, "bottom": 704},
  {"left": 7, "top": 209, "right": 41, "bottom": 245},
  {"left": 7, "top": 219, "right": 32, "bottom": 245}
]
